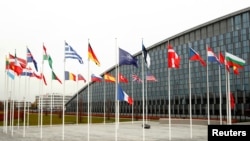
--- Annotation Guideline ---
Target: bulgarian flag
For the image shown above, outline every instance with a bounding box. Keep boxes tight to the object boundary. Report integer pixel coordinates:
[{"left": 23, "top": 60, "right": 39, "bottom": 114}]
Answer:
[{"left": 225, "top": 52, "right": 245, "bottom": 74}]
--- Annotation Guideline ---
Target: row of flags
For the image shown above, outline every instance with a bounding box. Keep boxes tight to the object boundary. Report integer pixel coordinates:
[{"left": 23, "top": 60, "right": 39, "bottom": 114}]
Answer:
[
  {"left": 167, "top": 44, "right": 246, "bottom": 75},
  {"left": 5, "top": 40, "right": 246, "bottom": 105}
]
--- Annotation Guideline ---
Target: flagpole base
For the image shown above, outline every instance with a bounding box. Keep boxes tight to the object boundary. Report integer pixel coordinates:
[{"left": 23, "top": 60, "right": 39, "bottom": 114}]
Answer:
[{"left": 142, "top": 124, "right": 151, "bottom": 129}]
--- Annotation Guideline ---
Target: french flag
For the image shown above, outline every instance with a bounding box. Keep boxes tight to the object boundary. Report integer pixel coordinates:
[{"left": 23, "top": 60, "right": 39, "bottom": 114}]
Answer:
[
  {"left": 117, "top": 84, "right": 133, "bottom": 105},
  {"left": 207, "top": 47, "right": 220, "bottom": 65}
]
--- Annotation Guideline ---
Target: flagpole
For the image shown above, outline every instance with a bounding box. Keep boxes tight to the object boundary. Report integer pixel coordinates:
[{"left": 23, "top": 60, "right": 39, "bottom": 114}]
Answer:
[
  {"left": 145, "top": 73, "right": 148, "bottom": 124},
  {"left": 167, "top": 41, "right": 172, "bottom": 140},
  {"left": 40, "top": 49, "right": 45, "bottom": 140},
  {"left": 76, "top": 76, "right": 79, "bottom": 125},
  {"left": 228, "top": 71, "right": 231, "bottom": 124},
  {"left": 23, "top": 68, "right": 28, "bottom": 137},
  {"left": 168, "top": 65, "right": 171, "bottom": 140},
  {"left": 188, "top": 60, "right": 192, "bottom": 139},
  {"left": 3, "top": 55, "right": 9, "bottom": 133},
  {"left": 218, "top": 50, "right": 222, "bottom": 124},
  {"left": 131, "top": 71, "right": 134, "bottom": 124},
  {"left": 62, "top": 42, "right": 66, "bottom": 141},
  {"left": 4, "top": 64, "right": 8, "bottom": 133},
  {"left": 9, "top": 82, "right": 12, "bottom": 132},
  {"left": 27, "top": 76, "right": 30, "bottom": 128},
  {"left": 18, "top": 76, "right": 20, "bottom": 129},
  {"left": 141, "top": 38, "right": 145, "bottom": 141},
  {"left": 104, "top": 80, "right": 106, "bottom": 124},
  {"left": 206, "top": 45, "right": 210, "bottom": 125},
  {"left": 50, "top": 75, "right": 53, "bottom": 127},
  {"left": 115, "top": 38, "right": 118, "bottom": 141},
  {"left": 11, "top": 77, "right": 15, "bottom": 136},
  {"left": 87, "top": 39, "right": 90, "bottom": 141}
]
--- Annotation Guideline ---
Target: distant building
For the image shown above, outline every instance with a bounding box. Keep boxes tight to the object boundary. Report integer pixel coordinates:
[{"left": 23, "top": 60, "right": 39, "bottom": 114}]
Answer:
[{"left": 36, "top": 93, "right": 72, "bottom": 111}]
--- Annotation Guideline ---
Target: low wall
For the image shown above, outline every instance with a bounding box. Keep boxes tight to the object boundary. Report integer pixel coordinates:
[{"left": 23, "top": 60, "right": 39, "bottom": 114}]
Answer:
[{"left": 159, "top": 118, "right": 226, "bottom": 125}]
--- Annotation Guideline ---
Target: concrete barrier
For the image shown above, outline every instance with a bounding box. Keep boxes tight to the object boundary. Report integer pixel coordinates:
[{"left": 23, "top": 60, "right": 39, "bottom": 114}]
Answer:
[{"left": 159, "top": 118, "right": 225, "bottom": 125}]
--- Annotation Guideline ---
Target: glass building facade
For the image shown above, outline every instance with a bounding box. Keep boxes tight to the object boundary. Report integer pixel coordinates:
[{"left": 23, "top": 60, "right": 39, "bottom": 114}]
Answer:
[{"left": 66, "top": 7, "right": 250, "bottom": 119}]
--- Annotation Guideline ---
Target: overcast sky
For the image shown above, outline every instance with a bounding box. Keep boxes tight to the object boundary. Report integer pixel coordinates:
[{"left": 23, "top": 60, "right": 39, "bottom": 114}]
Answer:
[{"left": 0, "top": 0, "right": 249, "bottom": 102}]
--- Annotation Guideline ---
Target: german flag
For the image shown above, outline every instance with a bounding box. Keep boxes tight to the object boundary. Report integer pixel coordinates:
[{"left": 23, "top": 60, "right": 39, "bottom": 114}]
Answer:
[{"left": 88, "top": 43, "right": 100, "bottom": 66}]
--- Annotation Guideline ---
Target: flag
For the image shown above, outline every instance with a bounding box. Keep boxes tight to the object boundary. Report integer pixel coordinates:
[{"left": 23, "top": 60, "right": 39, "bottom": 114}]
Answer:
[
  {"left": 77, "top": 74, "right": 86, "bottom": 82},
  {"left": 42, "top": 73, "right": 47, "bottom": 85},
  {"left": 189, "top": 47, "right": 206, "bottom": 67},
  {"left": 21, "top": 67, "right": 32, "bottom": 76},
  {"left": 9, "top": 53, "right": 23, "bottom": 76},
  {"left": 168, "top": 44, "right": 180, "bottom": 68},
  {"left": 230, "top": 93, "right": 235, "bottom": 109},
  {"left": 219, "top": 52, "right": 230, "bottom": 72},
  {"left": 91, "top": 74, "right": 102, "bottom": 82},
  {"left": 119, "top": 73, "right": 128, "bottom": 83},
  {"left": 9, "top": 53, "right": 27, "bottom": 69},
  {"left": 48, "top": 55, "right": 53, "bottom": 69},
  {"left": 27, "top": 47, "right": 38, "bottom": 72},
  {"left": 30, "top": 72, "right": 42, "bottom": 79},
  {"left": 65, "top": 71, "right": 76, "bottom": 81},
  {"left": 142, "top": 43, "right": 150, "bottom": 68},
  {"left": 233, "top": 66, "right": 239, "bottom": 75},
  {"left": 132, "top": 74, "right": 142, "bottom": 83},
  {"left": 225, "top": 52, "right": 245, "bottom": 68},
  {"left": 65, "top": 41, "right": 83, "bottom": 64},
  {"left": 52, "top": 71, "right": 62, "bottom": 84},
  {"left": 88, "top": 43, "right": 100, "bottom": 66},
  {"left": 7, "top": 70, "right": 15, "bottom": 80},
  {"left": 5, "top": 56, "right": 9, "bottom": 70},
  {"left": 117, "top": 84, "right": 133, "bottom": 105},
  {"left": 119, "top": 48, "right": 138, "bottom": 67},
  {"left": 225, "top": 52, "right": 245, "bottom": 75},
  {"left": 207, "top": 47, "right": 220, "bottom": 65},
  {"left": 43, "top": 44, "right": 48, "bottom": 60},
  {"left": 146, "top": 73, "right": 157, "bottom": 82},
  {"left": 104, "top": 73, "right": 116, "bottom": 83},
  {"left": 31, "top": 72, "right": 47, "bottom": 85}
]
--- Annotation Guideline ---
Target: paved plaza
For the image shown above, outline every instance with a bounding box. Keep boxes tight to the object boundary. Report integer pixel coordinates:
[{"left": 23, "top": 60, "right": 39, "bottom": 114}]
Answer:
[{"left": 0, "top": 121, "right": 207, "bottom": 141}]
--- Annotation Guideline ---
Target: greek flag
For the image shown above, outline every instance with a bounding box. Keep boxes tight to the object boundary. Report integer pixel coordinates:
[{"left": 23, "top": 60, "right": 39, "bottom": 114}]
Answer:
[{"left": 65, "top": 41, "right": 83, "bottom": 64}]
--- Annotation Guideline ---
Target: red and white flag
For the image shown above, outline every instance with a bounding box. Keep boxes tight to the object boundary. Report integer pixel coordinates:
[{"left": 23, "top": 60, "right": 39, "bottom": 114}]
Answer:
[{"left": 168, "top": 44, "right": 180, "bottom": 68}]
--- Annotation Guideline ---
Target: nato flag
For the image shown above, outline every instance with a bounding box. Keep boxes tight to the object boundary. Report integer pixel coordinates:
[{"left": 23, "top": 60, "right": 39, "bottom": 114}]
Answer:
[{"left": 119, "top": 48, "right": 138, "bottom": 67}]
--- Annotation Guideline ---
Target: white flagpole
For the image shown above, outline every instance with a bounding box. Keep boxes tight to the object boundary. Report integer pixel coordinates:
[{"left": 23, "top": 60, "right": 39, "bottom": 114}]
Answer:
[
  {"left": 40, "top": 59, "right": 45, "bottom": 140},
  {"left": 141, "top": 39, "right": 145, "bottom": 141},
  {"left": 218, "top": 50, "right": 222, "bottom": 124},
  {"left": 104, "top": 80, "right": 106, "bottom": 124},
  {"left": 117, "top": 55, "right": 120, "bottom": 128},
  {"left": 115, "top": 38, "right": 118, "bottom": 141},
  {"left": 167, "top": 41, "right": 172, "bottom": 140},
  {"left": 18, "top": 76, "right": 20, "bottom": 129},
  {"left": 87, "top": 39, "right": 90, "bottom": 141},
  {"left": 76, "top": 74, "right": 79, "bottom": 125},
  {"left": 27, "top": 76, "right": 30, "bottom": 128},
  {"left": 23, "top": 69, "right": 28, "bottom": 137},
  {"left": 50, "top": 77, "right": 53, "bottom": 126},
  {"left": 9, "top": 82, "right": 12, "bottom": 132},
  {"left": 11, "top": 73, "right": 15, "bottom": 136},
  {"left": 131, "top": 71, "right": 134, "bottom": 124},
  {"left": 4, "top": 61, "right": 8, "bottom": 133},
  {"left": 225, "top": 62, "right": 228, "bottom": 124},
  {"left": 188, "top": 60, "right": 192, "bottom": 139},
  {"left": 145, "top": 73, "right": 148, "bottom": 124},
  {"left": 168, "top": 66, "right": 171, "bottom": 140},
  {"left": 206, "top": 45, "right": 210, "bottom": 125},
  {"left": 227, "top": 72, "right": 231, "bottom": 124},
  {"left": 90, "top": 85, "right": 92, "bottom": 124},
  {"left": 62, "top": 43, "right": 66, "bottom": 141}
]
